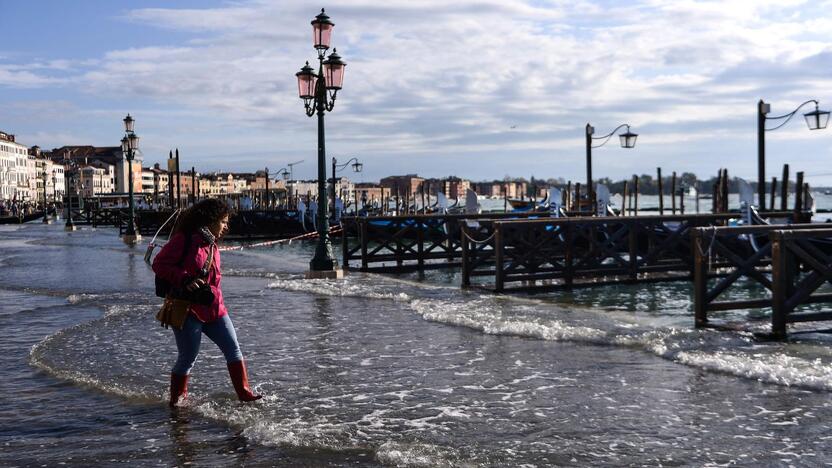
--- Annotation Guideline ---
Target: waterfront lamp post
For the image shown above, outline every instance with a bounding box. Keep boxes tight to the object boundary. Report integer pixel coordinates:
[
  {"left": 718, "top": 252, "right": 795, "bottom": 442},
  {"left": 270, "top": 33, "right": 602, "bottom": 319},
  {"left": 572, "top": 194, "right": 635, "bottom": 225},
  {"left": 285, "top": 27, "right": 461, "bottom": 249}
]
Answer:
[
  {"left": 330, "top": 157, "right": 362, "bottom": 217},
  {"left": 64, "top": 172, "right": 77, "bottom": 231},
  {"left": 757, "top": 99, "right": 829, "bottom": 210},
  {"left": 41, "top": 171, "right": 50, "bottom": 224},
  {"left": 274, "top": 168, "right": 291, "bottom": 207},
  {"left": 585, "top": 123, "right": 637, "bottom": 204},
  {"left": 121, "top": 114, "right": 141, "bottom": 245},
  {"left": 296, "top": 8, "right": 347, "bottom": 278}
]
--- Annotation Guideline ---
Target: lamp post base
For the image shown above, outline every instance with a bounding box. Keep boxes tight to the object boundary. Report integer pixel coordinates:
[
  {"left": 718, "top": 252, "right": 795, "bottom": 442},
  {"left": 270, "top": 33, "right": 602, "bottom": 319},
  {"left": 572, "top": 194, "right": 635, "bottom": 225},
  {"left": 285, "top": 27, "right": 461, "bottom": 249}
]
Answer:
[
  {"left": 122, "top": 233, "right": 142, "bottom": 246},
  {"left": 42, "top": 218, "right": 52, "bottom": 224},
  {"left": 305, "top": 269, "right": 344, "bottom": 280},
  {"left": 64, "top": 224, "right": 77, "bottom": 232}
]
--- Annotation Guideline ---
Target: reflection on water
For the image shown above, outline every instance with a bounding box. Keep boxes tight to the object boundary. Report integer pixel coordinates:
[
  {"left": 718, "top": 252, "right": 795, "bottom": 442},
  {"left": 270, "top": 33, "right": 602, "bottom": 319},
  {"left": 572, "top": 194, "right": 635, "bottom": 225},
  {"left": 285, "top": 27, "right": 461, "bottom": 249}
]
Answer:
[{"left": 2, "top": 223, "right": 832, "bottom": 466}]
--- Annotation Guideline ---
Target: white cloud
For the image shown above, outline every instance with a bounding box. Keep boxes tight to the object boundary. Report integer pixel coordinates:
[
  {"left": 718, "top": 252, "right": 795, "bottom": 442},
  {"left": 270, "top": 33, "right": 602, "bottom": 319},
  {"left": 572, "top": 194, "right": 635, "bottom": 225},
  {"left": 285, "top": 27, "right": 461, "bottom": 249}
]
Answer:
[{"left": 3, "top": 0, "right": 832, "bottom": 182}]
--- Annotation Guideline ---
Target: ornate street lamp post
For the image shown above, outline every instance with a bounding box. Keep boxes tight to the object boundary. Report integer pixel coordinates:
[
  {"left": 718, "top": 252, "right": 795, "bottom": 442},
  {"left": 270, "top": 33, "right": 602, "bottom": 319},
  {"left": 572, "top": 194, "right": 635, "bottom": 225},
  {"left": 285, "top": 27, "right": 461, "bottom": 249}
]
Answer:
[
  {"left": 51, "top": 170, "right": 58, "bottom": 219},
  {"left": 41, "top": 170, "right": 50, "bottom": 224},
  {"left": 330, "top": 157, "right": 362, "bottom": 218},
  {"left": 65, "top": 171, "right": 77, "bottom": 231},
  {"left": 121, "top": 114, "right": 141, "bottom": 245},
  {"left": 296, "top": 8, "right": 347, "bottom": 278},
  {"left": 757, "top": 99, "right": 828, "bottom": 210},
  {"left": 585, "top": 123, "right": 637, "bottom": 207}
]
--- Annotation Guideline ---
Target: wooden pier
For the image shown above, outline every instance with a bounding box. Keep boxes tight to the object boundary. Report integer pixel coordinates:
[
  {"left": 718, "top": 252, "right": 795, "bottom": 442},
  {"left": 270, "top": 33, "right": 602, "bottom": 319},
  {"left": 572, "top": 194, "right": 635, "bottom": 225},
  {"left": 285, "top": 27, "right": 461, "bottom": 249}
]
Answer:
[
  {"left": 340, "top": 212, "right": 565, "bottom": 273},
  {"left": 693, "top": 224, "right": 832, "bottom": 337}
]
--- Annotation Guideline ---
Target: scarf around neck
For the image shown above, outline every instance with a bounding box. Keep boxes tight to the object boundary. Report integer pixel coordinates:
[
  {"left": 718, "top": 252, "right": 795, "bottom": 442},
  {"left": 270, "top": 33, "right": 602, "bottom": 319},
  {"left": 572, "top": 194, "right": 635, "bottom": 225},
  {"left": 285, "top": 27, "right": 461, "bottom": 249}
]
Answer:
[{"left": 199, "top": 226, "right": 216, "bottom": 245}]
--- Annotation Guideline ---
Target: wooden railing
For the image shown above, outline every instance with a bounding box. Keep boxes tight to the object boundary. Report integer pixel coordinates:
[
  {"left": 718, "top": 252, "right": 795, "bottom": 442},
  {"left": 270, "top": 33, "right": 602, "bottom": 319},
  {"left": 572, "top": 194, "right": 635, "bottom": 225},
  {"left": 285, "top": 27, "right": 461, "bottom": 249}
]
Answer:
[
  {"left": 340, "top": 212, "right": 553, "bottom": 272},
  {"left": 693, "top": 224, "right": 832, "bottom": 337},
  {"left": 461, "top": 213, "right": 750, "bottom": 292}
]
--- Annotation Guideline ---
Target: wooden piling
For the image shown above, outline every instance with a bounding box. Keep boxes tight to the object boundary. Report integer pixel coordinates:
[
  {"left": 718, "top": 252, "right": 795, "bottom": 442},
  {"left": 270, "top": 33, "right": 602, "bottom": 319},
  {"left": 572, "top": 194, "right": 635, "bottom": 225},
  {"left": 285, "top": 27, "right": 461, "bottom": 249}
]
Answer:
[
  {"left": 461, "top": 225, "right": 470, "bottom": 287},
  {"left": 575, "top": 183, "right": 582, "bottom": 211},
  {"left": 679, "top": 187, "right": 685, "bottom": 214},
  {"left": 721, "top": 169, "right": 729, "bottom": 213},
  {"left": 633, "top": 175, "right": 639, "bottom": 216},
  {"left": 794, "top": 171, "right": 804, "bottom": 214},
  {"left": 781, "top": 164, "right": 790, "bottom": 211},
  {"left": 692, "top": 229, "right": 708, "bottom": 327},
  {"left": 770, "top": 231, "right": 788, "bottom": 338},
  {"left": 494, "top": 224, "right": 504, "bottom": 292},
  {"left": 671, "top": 171, "right": 677, "bottom": 214},
  {"left": 657, "top": 168, "right": 664, "bottom": 215},
  {"left": 566, "top": 181, "right": 572, "bottom": 211},
  {"left": 770, "top": 177, "right": 777, "bottom": 210},
  {"left": 622, "top": 181, "right": 629, "bottom": 216}
]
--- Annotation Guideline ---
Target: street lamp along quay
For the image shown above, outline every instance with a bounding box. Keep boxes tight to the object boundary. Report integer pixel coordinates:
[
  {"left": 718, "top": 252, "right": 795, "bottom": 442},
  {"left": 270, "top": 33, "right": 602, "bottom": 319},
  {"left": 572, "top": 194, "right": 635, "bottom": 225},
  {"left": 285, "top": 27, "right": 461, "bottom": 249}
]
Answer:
[
  {"left": 41, "top": 170, "right": 51, "bottom": 224},
  {"left": 296, "top": 8, "right": 347, "bottom": 279},
  {"left": 757, "top": 99, "right": 829, "bottom": 210},
  {"left": 585, "top": 123, "right": 637, "bottom": 208},
  {"left": 121, "top": 113, "right": 141, "bottom": 245},
  {"left": 330, "top": 156, "right": 362, "bottom": 218}
]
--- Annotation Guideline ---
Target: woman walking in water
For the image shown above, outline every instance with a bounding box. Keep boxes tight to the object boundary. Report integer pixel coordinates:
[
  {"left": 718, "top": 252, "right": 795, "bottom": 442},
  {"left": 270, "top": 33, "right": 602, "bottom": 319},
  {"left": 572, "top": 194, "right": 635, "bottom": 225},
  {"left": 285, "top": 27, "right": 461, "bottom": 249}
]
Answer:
[{"left": 153, "top": 198, "right": 262, "bottom": 407}]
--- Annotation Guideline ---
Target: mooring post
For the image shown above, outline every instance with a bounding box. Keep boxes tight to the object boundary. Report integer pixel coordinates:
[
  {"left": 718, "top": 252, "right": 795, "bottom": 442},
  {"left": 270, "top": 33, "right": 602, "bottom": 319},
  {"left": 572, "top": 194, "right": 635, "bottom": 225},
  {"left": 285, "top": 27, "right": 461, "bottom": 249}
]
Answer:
[
  {"left": 628, "top": 219, "right": 638, "bottom": 280},
  {"left": 416, "top": 219, "right": 425, "bottom": 271},
  {"left": 622, "top": 181, "right": 629, "bottom": 216},
  {"left": 564, "top": 223, "right": 574, "bottom": 287},
  {"left": 804, "top": 182, "right": 810, "bottom": 212},
  {"left": 679, "top": 187, "right": 684, "bottom": 214},
  {"left": 671, "top": 171, "right": 677, "bottom": 214},
  {"left": 341, "top": 219, "right": 350, "bottom": 271},
  {"left": 794, "top": 172, "right": 804, "bottom": 216},
  {"left": 721, "top": 169, "right": 729, "bottom": 213},
  {"left": 770, "top": 230, "right": 788, "bottom": 338},
  {"left": 781, "top": 164, "right": 790, "bottom": 211},
  {"left": 692, "top": 228, "right": 708, "bottom": 328},
  {"left": 360, "top": 219, "right": 368, "bottom": 270},
  {"left": 712, "top": 169, "right": 720, "bottom": 213},
  {"left": 461, "top": 223, "right": 470, "bottom": 287},
  {"left": 494, "top": 223, "right": 504, "bottom": 292},
  {"left": 657, "top": 167, "right": 664, "bottom": 215},
  {"left": 566, "top": 181, "right": 572, "bottom": 211},
  {"left": 770, "top": 177, "right": 777, "bottom": 211},
  {"left": 575, "top": 183, "right": 581, "bottom": 212},
  {"left": 633, "top": 175, "right": 639, "bottom": 216}
]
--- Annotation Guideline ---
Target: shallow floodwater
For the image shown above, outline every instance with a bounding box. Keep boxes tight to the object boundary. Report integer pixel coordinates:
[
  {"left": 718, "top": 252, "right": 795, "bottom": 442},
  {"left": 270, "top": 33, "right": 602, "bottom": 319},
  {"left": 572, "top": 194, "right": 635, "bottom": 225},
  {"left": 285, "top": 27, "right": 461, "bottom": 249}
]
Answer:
[{"left": 2, "top": 223, "right": 832, "bottom": 466}]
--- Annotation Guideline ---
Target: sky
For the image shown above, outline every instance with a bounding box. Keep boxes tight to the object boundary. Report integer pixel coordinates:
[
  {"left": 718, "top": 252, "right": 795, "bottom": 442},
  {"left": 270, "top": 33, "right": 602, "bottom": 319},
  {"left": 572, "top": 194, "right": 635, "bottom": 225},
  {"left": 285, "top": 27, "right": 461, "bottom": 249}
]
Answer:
[{"left": 2, "top": 0, "right": 832, "bottom": 185}]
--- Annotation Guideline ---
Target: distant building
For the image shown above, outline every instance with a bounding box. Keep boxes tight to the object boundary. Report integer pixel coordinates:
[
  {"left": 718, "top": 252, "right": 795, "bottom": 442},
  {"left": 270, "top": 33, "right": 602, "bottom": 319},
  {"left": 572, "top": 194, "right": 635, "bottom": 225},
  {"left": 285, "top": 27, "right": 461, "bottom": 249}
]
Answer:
[
  {"left": 472, "top": 180, "right": 527, "bottom": 198},
  {"left": 0, "top": 131, "right": 55, "bottom": 203},
  {"left": 354, "top": 183, "right": 391, "bottom": 205},
  {"left": 443, "top": 176, "right": 471, "bottom": 199},
  {"left": 76, "top": 162, "right": 115, "bottom": 197},
  {"left": 380, "top": 174, "right": 424, "bottom": 197},
  {"left": 45, "top": 145, "right": 140, "bottom": 195}
]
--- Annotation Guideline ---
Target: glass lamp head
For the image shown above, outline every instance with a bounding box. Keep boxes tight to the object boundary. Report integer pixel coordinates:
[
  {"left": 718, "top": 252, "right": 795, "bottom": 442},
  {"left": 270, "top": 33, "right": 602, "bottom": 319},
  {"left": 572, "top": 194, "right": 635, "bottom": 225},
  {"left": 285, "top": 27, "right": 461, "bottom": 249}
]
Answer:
[
  {"left": 804, "top": 104, "right": 830, "bottom": 131},
  {"left": 311, "top": 8, "right": 334, "bottom": 51},
  {"left": 619, "top": 127, "right": 638, "bottom": 148},
  {"left": 322, "top": 49, "right": 346, "bottom": 90},
  {"left": 296, "top": 62, "right": 317, "bottom": 100},
  {"left": 123, "top": 114, "right": 135, "bottom": 133}
]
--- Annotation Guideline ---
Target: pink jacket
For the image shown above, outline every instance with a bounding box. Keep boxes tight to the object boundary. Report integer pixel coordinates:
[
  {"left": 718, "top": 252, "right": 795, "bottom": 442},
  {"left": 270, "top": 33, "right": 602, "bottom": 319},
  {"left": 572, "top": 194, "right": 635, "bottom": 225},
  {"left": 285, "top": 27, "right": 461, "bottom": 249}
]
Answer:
[{"left": 152, "top": 231, "right": 227, "bottom": 323}]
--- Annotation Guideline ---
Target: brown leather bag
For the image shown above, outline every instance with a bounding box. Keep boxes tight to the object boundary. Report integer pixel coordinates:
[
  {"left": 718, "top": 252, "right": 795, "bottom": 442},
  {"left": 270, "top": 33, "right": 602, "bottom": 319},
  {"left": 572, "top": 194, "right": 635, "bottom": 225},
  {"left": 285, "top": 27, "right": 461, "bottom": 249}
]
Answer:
[{"left": 155, "top": 297, "right": 191, "bottom": 329}]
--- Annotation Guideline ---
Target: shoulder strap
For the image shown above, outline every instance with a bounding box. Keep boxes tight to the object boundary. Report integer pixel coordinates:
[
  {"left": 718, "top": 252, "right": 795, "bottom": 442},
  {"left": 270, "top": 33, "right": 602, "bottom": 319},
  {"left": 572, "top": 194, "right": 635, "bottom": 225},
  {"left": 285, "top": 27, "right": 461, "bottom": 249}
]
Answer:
[{"left": 176, "top": 233, "right": 192, "bottom": 267}]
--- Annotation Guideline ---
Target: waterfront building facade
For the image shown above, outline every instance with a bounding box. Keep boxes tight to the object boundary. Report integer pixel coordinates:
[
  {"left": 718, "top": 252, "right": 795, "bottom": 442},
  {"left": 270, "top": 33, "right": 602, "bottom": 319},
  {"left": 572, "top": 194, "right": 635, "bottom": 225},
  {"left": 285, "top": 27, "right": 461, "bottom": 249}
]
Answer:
[{"left": 380, "top": 174, "right": 424, "bottom": 198}]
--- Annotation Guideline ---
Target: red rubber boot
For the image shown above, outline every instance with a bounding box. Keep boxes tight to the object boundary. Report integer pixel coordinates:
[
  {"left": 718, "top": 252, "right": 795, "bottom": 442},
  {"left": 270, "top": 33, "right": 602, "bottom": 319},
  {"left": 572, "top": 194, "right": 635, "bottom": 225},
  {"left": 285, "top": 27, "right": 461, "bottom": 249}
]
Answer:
[
  {"left": 227, "top": 360, "right": 262, "bottom": 402},
  {"left": 169, "top": 373, "right": 189, "bottom": 408}
]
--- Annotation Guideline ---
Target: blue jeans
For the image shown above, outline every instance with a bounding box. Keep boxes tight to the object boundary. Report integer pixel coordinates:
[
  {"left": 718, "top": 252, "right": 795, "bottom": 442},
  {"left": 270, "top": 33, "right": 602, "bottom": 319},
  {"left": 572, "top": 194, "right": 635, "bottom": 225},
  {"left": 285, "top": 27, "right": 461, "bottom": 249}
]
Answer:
[{"left": 171, "top": 314, "right": 244, "bottom": 375}]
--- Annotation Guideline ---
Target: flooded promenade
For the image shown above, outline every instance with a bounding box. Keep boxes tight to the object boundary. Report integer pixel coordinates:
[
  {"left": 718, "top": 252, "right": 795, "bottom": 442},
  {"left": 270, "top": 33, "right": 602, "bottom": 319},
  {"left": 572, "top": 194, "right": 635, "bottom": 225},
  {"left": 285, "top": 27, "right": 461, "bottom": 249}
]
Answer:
[{"left": 3, "top": 222, "right": 832, "bottom": 466}]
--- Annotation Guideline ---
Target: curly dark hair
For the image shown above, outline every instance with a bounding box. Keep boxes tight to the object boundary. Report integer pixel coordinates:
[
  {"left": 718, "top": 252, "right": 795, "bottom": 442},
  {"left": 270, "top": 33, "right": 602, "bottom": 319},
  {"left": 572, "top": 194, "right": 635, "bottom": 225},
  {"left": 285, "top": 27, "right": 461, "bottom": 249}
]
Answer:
[{"left": 173, "top": 198, "right": 233, "bottom": 236}]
